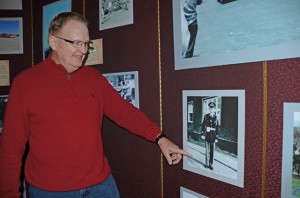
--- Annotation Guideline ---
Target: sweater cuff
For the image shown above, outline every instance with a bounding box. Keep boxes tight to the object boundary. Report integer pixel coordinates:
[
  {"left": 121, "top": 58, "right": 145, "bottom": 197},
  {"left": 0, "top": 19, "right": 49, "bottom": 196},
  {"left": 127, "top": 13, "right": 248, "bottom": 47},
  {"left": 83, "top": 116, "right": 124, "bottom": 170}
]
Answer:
[{"left": 144, "top": 125, "right": 161, "bottom": 143}]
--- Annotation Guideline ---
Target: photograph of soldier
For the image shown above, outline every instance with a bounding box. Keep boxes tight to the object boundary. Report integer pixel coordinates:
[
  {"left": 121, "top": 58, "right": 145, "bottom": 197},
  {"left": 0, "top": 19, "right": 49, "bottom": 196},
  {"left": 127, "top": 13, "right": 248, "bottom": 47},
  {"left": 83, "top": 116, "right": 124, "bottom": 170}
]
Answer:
[
  {"left": 183, "top": 90, "right": 245, "bottom": 187},
  {"left": 201, "top": 102, "right": 219, "bottom": 170}
]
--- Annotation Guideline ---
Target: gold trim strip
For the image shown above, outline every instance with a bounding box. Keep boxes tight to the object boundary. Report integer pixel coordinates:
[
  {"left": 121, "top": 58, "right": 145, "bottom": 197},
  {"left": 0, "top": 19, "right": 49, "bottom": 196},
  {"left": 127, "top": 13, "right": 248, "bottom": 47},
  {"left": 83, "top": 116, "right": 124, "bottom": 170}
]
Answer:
[
  {"left": 262, "top": 61, "right": 267, "bottom": 198},
  {"left": 157, "top": 0, "right": 163, "bottom": 197}
]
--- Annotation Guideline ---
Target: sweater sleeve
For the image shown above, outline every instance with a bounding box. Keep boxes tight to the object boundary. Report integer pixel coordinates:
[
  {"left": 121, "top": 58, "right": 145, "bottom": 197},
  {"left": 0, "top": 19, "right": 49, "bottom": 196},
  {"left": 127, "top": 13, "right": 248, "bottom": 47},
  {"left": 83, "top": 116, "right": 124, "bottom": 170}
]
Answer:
[
  {"left": 100, "top": 75, "right": 161, "bottom": 142},
  {"left": 0, "top": 79, "right": 29, "bottom": 197}
]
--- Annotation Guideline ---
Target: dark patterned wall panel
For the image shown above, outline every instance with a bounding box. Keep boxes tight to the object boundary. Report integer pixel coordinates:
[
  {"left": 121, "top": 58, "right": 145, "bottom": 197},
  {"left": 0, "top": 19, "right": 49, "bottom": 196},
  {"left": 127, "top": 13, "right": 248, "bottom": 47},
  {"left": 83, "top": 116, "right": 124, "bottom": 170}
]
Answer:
[
  {"left": 266, "top": 58, "right": 300, "bottom": 197},
  {"left": 85, "top": 0, "right": 162, "bottom": 197},
  {"left": 160, "top": 0, "right": 264, "bottom": 197}
]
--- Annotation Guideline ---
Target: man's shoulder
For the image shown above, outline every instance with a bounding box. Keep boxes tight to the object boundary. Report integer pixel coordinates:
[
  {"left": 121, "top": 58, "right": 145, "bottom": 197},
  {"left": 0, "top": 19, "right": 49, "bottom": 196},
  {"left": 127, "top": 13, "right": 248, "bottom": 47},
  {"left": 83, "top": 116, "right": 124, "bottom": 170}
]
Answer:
[
  {"left": 81, "top": 66, "right": 106, "bottom": 79},
  {"left": 82, "top": 65, "right": 101, "bottom": 73},
  {"left": 13, "top": 60, "right": 47, "bottom": 83}
]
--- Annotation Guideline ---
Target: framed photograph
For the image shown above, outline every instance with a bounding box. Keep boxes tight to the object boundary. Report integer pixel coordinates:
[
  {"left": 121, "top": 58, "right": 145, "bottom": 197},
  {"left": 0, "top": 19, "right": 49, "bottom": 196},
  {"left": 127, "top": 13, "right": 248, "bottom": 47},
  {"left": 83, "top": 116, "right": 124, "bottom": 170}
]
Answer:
[
  {"left": 0, "top": 60, "right": 10, "bottom": 86},
  {"left": 180, "top": 187, "right": 208, "bottom": 198},
  {"left": 182, "top": 90, "right": 245, "bottom": 187},
  {"left": 103, "top": 71, "right": 139, "bottom": 108},
  {"left": 282, "top": 103, "right": 300, "bottom": 197},
  {"left": 0, "top": 18, "right": 23, "bottom": 54},
  {"left": 173, "top": 0, "right": 300, "bottom": 70},
  {"left": 85, "top": 38, "right": 103, "bottom": 66},
  {"left": 43, "top": 0, "right": 72, "bottom": 59},
  {"left": 0, "top": 0, "right": 22, "bottom": 10},
  {"left": 0, "top": 95, "right": 8, "bottom": 134},
  {"left": 99, "top": 0, "right": 133, "bottom": 30}
]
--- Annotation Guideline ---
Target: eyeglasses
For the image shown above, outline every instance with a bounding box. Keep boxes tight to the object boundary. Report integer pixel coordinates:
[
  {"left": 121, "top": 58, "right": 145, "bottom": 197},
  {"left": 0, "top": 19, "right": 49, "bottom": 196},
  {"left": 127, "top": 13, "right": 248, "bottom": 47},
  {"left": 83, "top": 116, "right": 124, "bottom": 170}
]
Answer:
[{"left": 52, "top": 35, "right": 92, "bottom": 49}]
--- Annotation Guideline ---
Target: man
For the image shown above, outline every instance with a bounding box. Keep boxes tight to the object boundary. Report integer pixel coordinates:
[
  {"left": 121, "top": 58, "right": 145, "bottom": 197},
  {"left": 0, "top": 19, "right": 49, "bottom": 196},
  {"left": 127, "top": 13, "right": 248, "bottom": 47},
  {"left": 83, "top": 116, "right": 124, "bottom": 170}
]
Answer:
[
  {"left": 201, "top": 102, "right": 219, "bottom": 170},
  {"left": 0, "top": 12, "right": 192, "bottom": 197},
  {"left": 182, "top": 0, "right": 202, "bottom": 58}
]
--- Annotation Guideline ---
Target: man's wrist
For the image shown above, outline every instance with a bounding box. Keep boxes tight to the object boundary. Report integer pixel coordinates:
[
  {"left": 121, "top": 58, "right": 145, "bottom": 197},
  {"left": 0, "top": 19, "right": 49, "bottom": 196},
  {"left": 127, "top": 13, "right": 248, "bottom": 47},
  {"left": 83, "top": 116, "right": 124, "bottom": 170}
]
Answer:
[{"left": 155, "top": 133, "right": 167, "bottom": 144}]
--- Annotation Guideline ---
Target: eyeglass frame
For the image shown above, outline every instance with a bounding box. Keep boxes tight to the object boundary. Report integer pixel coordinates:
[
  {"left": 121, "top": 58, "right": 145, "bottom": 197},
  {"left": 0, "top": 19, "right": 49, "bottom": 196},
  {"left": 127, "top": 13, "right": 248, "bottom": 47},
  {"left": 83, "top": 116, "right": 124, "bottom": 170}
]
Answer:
[{"left": 52, "top": 34, "right": 92, "bottom": 49}]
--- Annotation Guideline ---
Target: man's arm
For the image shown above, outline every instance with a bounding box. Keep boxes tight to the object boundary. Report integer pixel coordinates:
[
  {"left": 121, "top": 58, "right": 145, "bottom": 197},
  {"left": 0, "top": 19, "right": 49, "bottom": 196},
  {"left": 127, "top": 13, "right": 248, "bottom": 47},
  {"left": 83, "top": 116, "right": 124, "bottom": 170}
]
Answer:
[{"left": 0, "top": 80, "right": 29, "bottom": 197}]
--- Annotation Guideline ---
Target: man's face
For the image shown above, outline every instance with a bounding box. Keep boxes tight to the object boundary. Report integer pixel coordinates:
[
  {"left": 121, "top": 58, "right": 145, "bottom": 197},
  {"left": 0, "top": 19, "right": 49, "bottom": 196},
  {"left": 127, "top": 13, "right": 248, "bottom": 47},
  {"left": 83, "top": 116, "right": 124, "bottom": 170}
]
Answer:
[
  {"left": 209, "top": 106, "right": 216, "bottom": 113},
  {"left": 50, "top": 19, "right": 90, "bottom": 73}
]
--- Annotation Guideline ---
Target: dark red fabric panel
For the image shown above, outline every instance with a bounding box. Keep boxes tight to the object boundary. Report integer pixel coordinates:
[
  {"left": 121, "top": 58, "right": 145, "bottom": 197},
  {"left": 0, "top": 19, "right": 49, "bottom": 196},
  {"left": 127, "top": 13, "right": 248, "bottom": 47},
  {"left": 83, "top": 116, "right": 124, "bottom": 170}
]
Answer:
[
  {"left": 160, "top": 0, "right": 264, "bottom": 197},
  {"left": 85, "top": 0, "right": 162, "bottom": 197},
  {"left": 266, "top": 58, "right": 300, "bottom": 197}
]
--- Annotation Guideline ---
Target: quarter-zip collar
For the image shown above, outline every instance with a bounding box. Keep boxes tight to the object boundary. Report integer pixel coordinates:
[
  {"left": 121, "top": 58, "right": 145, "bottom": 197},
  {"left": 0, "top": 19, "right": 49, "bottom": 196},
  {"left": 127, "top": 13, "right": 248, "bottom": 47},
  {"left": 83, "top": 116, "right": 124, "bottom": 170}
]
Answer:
[{"left": 45, "top": 56, "right": 83, "bottom": 80}]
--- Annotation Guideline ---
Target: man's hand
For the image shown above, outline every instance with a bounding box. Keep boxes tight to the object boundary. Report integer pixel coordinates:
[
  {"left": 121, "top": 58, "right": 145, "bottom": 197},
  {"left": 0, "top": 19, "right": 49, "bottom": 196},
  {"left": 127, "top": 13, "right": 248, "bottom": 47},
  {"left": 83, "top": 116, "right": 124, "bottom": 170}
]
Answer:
[{"left": 157, "top": 137, "right": 192, "bottom": 165}]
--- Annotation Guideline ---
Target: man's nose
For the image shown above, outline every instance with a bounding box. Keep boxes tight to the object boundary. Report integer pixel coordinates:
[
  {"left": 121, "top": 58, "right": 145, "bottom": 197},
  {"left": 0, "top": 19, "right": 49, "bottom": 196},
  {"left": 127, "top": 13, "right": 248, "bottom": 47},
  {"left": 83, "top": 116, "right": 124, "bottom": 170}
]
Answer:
[{"left": 79, "top": 44, "right": 89, "bottom": 54}]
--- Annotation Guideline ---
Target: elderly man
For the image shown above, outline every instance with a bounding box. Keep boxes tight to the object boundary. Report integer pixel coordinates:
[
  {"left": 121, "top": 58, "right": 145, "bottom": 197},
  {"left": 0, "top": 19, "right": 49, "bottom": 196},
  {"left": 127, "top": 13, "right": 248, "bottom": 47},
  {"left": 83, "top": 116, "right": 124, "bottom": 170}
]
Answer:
[{"left": 0, "top": 12, "right": 191, "bottom": 197}]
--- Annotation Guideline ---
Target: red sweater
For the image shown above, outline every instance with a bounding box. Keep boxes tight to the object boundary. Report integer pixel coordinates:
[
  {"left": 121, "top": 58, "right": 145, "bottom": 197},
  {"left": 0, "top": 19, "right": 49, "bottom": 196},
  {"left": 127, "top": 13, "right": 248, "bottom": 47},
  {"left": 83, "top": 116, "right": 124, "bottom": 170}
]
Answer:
[{"left": 0, "top": 57, "right": 161, "bottom": 197}]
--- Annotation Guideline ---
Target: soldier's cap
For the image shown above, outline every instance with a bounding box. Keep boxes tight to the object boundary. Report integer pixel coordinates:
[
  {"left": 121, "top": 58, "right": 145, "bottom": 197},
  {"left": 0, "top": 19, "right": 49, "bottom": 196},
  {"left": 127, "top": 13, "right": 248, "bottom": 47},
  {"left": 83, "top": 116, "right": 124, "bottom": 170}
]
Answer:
[{"left": 208, "top": 102, "right": 216, "bottom": 108}]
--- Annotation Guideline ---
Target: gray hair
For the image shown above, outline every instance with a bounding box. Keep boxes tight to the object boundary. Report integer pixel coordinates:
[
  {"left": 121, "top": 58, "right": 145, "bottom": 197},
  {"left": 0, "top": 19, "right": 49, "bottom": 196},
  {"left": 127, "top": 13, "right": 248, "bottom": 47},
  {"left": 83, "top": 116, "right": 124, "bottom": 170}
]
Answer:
[{"left": 48, "top": 12, "right": 88, "bottom": 36}]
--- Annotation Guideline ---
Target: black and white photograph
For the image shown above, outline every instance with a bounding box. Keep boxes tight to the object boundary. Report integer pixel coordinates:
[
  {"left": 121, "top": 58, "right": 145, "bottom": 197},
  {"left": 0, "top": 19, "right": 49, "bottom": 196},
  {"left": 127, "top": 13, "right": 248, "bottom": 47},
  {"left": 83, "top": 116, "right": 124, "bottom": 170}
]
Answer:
[
  {"left": 180, "top": 187, "right": 209, "bottom": 198},
  {"left": 99, "top": 0, "right": 133, "bottom": 30},
  {"left": 182, "top": 90, "right": 245, "bottom": 187},
  {"left": 0, "top": 95, "right": 8, "bottom": 134},
  {"left": 282, "top": 103, "right": 300, "bottom": 198},
  {"left": 0, "top": 18, "right": 23, "bottom": 54},
  {"left": 173, "top": 0, "right": 300, "bottom": 70},
  {"left": 103, "top": 71, "right": 139, "bottom": 108}
]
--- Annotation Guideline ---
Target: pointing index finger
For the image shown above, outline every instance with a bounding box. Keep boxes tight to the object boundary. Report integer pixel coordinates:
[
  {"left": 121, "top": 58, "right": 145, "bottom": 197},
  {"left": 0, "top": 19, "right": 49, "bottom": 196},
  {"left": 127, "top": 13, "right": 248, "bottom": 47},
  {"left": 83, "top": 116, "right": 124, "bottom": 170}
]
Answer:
[{"left": 176, "top": 148, "right": 193, "bottom": 158}]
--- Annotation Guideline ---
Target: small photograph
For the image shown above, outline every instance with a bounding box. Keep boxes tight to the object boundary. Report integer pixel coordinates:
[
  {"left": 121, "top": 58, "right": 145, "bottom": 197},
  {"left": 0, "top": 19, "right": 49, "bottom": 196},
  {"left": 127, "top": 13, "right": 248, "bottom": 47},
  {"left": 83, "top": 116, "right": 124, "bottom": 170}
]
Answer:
[
  {"left": 180, "top": 186, "right": 209, "bottom": 198},
  {"left": 99, "top": 0, "right": 133, "bottom": 30},
  {"left": 0, "top": 60, "right": 10, "bottom": 86},
  {"left": 182, "top": 90, "right": 245, "bottom": 187},
  {"left": 103, "top": 71, "right": 139, "bottom": 108},
  {"left": 0, "top": 18, "right": 23, "bottom": 54},
  {"left": 282, "top": 103, "right": 300, "bottom": 198},
  {"left": 85, "top": 38, "right": 103, "bottom": 66},
  {"left": 0, "top": 0, "right": 22, "bottom": 10},
  {"left": 0, "top": 95, "right": 8, "bottom": 134}
]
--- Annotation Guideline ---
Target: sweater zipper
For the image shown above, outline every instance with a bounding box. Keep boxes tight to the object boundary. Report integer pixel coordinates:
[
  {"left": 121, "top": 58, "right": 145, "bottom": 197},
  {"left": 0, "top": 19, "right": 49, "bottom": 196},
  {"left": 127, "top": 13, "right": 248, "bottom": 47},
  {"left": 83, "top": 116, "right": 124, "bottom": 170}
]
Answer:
[{"left": 67, "top": 73, "right": 77, "bottom": 98}]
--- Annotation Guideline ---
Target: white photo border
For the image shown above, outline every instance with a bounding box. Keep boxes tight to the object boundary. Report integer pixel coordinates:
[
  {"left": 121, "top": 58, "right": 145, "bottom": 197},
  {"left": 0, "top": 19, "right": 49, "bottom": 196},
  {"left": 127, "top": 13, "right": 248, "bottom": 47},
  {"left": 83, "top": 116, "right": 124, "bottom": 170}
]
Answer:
[
  {"left": 99, "top": 0, "right": 134, "bottom": 31},
  {"left": 180, "top": 186, "right": 208, "bottom": 198},
  {"left": 282, "top": 103, "right": 300, "bottom": 198},
  {"left": 0, "top": 18, "right": 23, "bottom": 54},
  {"left": 182, "top": 90, "right": 245, "bottom": 187}
]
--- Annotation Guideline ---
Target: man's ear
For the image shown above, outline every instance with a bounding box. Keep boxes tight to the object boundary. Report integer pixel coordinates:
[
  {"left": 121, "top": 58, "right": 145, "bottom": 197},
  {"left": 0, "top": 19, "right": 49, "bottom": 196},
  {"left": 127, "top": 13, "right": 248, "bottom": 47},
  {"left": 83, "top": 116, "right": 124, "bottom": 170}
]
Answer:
[{"left": 49, "top": 35, "right": 57, "bottom": 50}]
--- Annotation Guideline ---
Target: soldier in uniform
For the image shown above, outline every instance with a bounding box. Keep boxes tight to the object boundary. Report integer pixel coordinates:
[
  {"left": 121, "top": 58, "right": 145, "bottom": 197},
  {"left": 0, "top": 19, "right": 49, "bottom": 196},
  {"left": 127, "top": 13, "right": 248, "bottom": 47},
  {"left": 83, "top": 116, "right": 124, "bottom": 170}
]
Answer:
[{"left": 201, "top": 102, "right": 219, "bottom": 170}]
